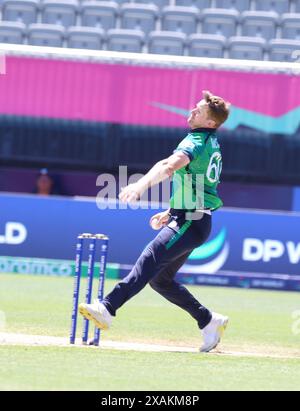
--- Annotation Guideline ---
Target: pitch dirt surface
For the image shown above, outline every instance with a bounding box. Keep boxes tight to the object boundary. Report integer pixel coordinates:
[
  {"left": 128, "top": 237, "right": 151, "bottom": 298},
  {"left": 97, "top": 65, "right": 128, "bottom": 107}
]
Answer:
[{"left": 1, "top": 332, "right": 300, "bottom": 360}]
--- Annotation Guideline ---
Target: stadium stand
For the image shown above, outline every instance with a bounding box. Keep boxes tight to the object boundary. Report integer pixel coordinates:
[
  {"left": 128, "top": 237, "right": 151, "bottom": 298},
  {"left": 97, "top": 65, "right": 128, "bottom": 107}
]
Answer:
[
  {"left": 0, "top": 0, "right": 299, "bottom": 60},
  {"left": 2, "top": 0, "right": 39, "bottom": 25},
  {"left": 0, "top": 20, "right": 26, "bottom": 43},
  {"left": 269, "top": 38, "right": 300, "bottom": 61},
  {"left": 254, "top": 0, "right": 290, "bottom": 14},
  {"left": 107, "top": 28, "right": 145, "bottom": 52},
  {"left": 148, "top": 30, "right": 186, "bottom": 55},
  {"left": 175, "top": 0, "right": 210, "bottom": 8},
  {"left": 188, "top": 33, "right": 226, "bottom": 58},
  {"left": 42, "top": 0, "right": 78, "bottom": 28},
  {"left": 201, "top": 9, "right": 239, "bottom": 37},
  {"left": 281, "top": 13, "right": 300, "bottom": 40},
  {"left": 67, "top": 26, "right": 104, "bottom": 50},
  {"left": 110, "top": 0, "right": 130, "bottom": 4},
  {"left": 241, "top": 11, "right": 279, "bottom": 40},
  {"left": 215, "top": 0, "right": 251, "bottom": 13},
  {"left": 161, "top": 6, "right": 199, "bottom": 35},
  {"left": 228, "top": 36, "right": 266, "bottom": 60},
  {"left": 81, "top": 1, "right": 119, "bottom": 31},
  {"left": 133, "top": 0, "right": 170, "bottom": 7},
  {"left": 28, "top": 23, "right": 65, "bottom": 46},
  {"left": 120, "top": 3, "right": 158, "bottom": 35}
]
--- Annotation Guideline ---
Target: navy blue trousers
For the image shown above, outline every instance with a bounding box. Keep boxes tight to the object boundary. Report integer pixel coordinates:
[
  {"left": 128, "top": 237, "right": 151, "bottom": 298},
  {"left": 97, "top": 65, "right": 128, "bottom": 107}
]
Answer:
[{"left": 102, "top": 210, "right": 213, "bottom": 329}]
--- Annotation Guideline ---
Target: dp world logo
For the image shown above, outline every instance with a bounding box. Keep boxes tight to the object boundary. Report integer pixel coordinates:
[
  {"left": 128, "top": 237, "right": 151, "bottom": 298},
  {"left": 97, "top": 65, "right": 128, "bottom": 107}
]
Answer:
[{"left": 184, "top": 228, "right": 229, "bottom": 274}]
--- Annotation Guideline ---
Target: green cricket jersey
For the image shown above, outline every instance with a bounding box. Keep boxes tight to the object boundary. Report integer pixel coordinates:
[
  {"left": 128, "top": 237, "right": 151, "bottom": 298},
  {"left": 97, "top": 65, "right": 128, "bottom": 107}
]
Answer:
[{"left": 170, "top": 128, "right": 223, "bottom": 211}]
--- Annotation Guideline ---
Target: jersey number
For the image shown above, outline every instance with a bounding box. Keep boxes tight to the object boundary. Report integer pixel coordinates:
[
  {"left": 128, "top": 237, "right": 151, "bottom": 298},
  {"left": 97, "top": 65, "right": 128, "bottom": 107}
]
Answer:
[{"left": 207, "top": 152, "right": 222, "bottom": 183}]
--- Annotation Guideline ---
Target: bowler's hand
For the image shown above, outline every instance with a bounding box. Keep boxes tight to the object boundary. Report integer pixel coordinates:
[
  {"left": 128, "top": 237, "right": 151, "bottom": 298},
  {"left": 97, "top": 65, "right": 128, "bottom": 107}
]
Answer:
[
  {"left": 149, "top": 210, "right": 170, "bottom": 230},
  {"left": 119, "top": 184, "right": 141, "bottom": 203}
]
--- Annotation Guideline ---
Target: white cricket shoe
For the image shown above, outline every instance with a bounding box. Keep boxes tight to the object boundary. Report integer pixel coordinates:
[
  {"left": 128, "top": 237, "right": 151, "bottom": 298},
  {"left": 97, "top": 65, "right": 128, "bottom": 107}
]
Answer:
[
  {"left": 79, "top": 300, "right": 112, "bottom": 330},
  {"left": 200, "top": 312, "right": 229, "bottom": 353}
]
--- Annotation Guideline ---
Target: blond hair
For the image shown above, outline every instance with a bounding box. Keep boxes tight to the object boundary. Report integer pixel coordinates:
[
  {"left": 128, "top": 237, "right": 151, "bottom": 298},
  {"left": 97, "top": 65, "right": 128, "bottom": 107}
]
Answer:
[{"left": 203, "top": 90, "right": 231, "bottom": 127}]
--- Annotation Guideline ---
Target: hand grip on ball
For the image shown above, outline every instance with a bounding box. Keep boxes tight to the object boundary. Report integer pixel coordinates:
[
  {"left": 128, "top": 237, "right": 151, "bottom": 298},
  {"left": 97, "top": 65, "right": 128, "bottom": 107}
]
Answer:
[{"left": 150, "top": 218, "right": 161, "bottom": 230}]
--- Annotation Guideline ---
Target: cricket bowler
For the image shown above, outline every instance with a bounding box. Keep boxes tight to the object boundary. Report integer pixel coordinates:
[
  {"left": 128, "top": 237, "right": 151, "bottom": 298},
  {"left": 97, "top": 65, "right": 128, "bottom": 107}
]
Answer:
[{"left": 79, "top": 90, "right": 231, "bottom": 352}]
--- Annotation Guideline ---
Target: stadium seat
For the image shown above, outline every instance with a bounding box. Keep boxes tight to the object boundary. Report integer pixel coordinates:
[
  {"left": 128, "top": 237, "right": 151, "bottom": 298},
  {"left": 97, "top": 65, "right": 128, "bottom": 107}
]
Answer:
[
  {"left": 162, "top": 6, "right": 199, "bottom": 35},
  {"left": 281, "top": 13, "right": 300, "bottom": 40},
  {"left": 254, "top": 0, "right": 290, "bottom": 14},
  {"left": 175, "top": 0, "right": 210, "bottom": 9},
  {"left": 67, "top": 26, "right": 104, "bottom": 50},
  {"left": 107, "top": 28, "right": 145, "bottom": 53},
  {"left": 81, "top": 1, "right": 118, "bottom": 30},
  {"left": 188, "top": 33, "right": 226, "bottom": 58},
  {"left": 241, "top": 11, "right": 278, "bottom": 40},
  {"left": 148, "top": 31, "right": 186, "bottom": 55},
  {"left": 2, "top": 0, "right": 38, "bottom": 25},
  {"left": 0, "top": 21, "right": 26, "bottom": 44},
  {"left": 42, "top": 0, "right": 78, "bottom": 28},
  {"left": 228, "top": 36, "right": 266, "bottom": 60},
  {"left": 269, "top": 38, "right": 300, "bottom": 61},
  {"left": 28, "top": 23, "right": 65, "bottom": 47},
  {"left": 120, "top": 3, "right": 158, "bottom": 35},
  {"left": 202, "top": 9, "right": 239, "bottom": 37},
  {"left": 215, "top": 0, "right": 250, "bottom": 13},
  {"left": 132, "top": 0, "right": 169, "bottom": 8}
]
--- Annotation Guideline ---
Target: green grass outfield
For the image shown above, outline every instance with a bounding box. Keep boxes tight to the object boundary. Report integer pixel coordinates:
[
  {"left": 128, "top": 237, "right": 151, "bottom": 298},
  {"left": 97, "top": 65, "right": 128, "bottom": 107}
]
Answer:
[{"left": 0, "top": 273, "right": 300, "bottom": 391}]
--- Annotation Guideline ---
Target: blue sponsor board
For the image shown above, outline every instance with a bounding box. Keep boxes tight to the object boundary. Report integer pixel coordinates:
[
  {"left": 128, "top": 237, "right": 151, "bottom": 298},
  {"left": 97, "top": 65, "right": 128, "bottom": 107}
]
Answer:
[
  {"left": 1, "top": 193, "right": 300, "bottom": 291},
  {"left": 205, "top": 209, "right": 300, "bottom": 276},
  {"left": 118, "top": 266, "right": 300, "bottom": 292},
  {"left": 293, "top": 187, "right": 300, "bottom": 212},
  {"left": 176, "top": 272, "right": 300, "bottom": 292},
  {"left": 0, "top": 193, "right": 156, "bottom": 264}
]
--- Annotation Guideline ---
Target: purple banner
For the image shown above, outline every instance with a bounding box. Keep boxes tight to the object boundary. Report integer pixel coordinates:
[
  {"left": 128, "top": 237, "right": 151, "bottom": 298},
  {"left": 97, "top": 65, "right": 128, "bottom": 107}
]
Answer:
[{"left": 0, "top": 56, "right": 300, "bottom": 134}]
